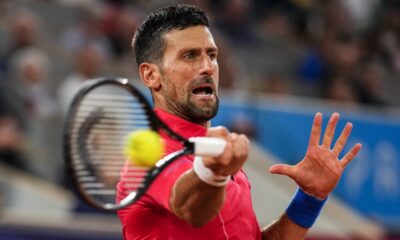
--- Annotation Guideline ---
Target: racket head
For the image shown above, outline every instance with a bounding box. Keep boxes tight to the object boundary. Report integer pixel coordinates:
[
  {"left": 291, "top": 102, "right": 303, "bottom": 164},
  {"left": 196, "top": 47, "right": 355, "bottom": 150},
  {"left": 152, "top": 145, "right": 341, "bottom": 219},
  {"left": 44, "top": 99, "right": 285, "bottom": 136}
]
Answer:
[{"left": 63, "top": 77, "right": 192, "bottom": 211}]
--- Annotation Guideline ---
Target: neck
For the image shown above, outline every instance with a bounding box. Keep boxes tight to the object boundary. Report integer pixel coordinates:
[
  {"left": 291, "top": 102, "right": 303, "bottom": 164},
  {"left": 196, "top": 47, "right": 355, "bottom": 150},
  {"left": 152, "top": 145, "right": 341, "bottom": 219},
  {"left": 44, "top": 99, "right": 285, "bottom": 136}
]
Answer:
[{"left": 154, "top": 106, "right": 210, "bottom": 128}]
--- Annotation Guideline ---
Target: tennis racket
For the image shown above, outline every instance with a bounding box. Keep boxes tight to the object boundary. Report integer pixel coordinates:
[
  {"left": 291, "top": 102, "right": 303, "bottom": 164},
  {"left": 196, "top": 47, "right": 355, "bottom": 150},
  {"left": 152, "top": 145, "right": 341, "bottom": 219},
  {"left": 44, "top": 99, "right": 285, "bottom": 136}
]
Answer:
[{"left": 63, "top": 77, "right": 226, "bottom": 211}]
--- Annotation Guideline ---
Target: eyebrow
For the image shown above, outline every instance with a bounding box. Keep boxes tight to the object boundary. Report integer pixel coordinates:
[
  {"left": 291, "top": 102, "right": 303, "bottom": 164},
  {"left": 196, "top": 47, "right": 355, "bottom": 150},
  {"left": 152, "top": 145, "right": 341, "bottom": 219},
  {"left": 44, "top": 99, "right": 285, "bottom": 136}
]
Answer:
[
  {"left": 206, "top": 47, "right": 218, "bottom": 52},
  {"left": 178, "top": 47, "right": 218, "bottom": 54}
]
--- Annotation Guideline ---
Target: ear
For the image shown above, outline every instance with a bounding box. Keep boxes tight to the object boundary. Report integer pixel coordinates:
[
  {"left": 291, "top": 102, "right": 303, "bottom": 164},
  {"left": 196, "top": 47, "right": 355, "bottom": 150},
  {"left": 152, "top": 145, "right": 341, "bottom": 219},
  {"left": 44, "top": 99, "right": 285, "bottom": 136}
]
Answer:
[{"left": 138, "top": 63, "right": 161, "bottom": 90}]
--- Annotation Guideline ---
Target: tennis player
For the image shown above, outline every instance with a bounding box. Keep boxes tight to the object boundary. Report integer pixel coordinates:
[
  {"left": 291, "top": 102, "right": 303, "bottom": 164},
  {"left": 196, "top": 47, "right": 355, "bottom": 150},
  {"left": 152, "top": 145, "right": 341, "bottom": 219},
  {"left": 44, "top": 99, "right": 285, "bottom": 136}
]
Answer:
[{"left": 117, "top": 4, "right": 361, "bottom": 239}]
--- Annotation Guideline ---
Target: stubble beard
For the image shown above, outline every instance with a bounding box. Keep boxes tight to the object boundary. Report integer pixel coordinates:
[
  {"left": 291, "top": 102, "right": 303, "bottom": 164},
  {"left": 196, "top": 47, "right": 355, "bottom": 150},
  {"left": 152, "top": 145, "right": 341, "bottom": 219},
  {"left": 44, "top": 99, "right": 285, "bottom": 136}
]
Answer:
[
  {"left": 179, "top": 92, "right": 219, "bottom": 124},
  {"left": 162, "top": 76, "right": 219, "bottom": 125}
]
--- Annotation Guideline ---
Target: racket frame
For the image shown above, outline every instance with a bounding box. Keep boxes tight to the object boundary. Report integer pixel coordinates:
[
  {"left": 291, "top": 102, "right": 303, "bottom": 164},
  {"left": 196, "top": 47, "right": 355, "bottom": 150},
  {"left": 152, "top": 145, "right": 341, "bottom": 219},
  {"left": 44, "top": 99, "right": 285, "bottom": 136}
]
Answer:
[{"left": 63, "top": 77, "right": 195, "bottom": 211}]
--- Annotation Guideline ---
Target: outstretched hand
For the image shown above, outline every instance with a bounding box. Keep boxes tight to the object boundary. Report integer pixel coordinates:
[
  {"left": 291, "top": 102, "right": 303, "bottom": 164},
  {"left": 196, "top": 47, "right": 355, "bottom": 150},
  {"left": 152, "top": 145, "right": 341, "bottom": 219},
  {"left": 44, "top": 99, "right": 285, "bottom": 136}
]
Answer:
[{"left": 269, "top": 112, "right": 362, "bottom": 199}]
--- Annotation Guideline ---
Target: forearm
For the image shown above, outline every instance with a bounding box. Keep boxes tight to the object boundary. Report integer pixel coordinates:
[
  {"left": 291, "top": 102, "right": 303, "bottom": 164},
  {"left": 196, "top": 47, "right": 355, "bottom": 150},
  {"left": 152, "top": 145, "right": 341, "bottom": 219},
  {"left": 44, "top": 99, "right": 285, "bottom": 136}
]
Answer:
[
  {"left": 170, "top": 169, "right": 226, "bottom": 227},
  {"left": 262, "top": 188, "right": 327, "bottom": 239},
  {"left": 262, "top": 214, "right": 308, "bottom": 240}
]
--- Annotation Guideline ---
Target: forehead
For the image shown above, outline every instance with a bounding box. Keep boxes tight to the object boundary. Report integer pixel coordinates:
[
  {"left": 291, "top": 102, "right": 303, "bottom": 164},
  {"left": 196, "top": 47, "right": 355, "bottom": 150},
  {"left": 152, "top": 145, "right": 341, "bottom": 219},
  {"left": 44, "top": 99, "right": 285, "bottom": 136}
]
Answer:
[{"left": 163, "top": 25, "right": 217, "bottom": 51}]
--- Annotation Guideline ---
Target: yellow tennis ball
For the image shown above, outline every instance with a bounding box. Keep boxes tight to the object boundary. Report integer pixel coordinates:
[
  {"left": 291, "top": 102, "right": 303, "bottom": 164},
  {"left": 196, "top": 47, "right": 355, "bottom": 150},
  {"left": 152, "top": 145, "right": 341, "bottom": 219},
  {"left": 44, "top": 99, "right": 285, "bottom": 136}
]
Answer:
[{"left": 123, "top": 129, "right": 165, "bottom": 167}]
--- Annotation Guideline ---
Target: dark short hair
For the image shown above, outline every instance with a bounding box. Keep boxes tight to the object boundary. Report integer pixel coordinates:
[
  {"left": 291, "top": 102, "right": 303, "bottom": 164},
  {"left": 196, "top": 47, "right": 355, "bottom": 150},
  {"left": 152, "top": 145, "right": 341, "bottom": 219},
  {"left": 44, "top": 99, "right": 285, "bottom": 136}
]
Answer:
[{"left": 132, "top": 4, "right": 209, "bottom": 67}]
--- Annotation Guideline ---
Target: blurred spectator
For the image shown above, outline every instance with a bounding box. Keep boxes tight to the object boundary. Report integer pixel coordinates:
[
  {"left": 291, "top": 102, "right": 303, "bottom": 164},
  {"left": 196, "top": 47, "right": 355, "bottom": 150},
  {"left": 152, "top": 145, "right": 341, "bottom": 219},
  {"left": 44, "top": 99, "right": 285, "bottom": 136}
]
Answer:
[
  {"left": 60, "top": 8, "right": 113, "bottom": 61},
  {"left": 257, "top": 73, "right": 291, "bottom": 95},
  {"left": 8, "top": 47, "right": 61, "bottom": 181},
  {"left": 303, "top": 31, "right": 334, "bottom": 75},
  {"left": 341, "top": 0, "right": 379, "bottom": 32},
  {"left": 256, "top": 0, "right": 305, "bottom": 40},
  {"left": 0, "top": 115, "right": 28, "bottom": 172},
  {"left": 180, "top": 0, "right": 214, "bottom": 21},
  {"left": 317, "top": 0, "right": 353, "bottom": 35},
  {"left": 9, "top": 47, "right": 58, "bottom": 120},
  {"left": 355, "top": 62, "right": 388, "bottom": 106},
  {"left": 98, "top": 3, "right": 144, "bottom": 79},
  {"left": 324, "top": 74, "right": 359, "bottom": 104},
  {"left": 0, "top": 8, "right": 41, "bottom": 79},
  {"left": 100, "top": 3, "right": 142, "bottom": 59},
  {"left": 0, "top": 98, "right": 24, "bottom": 180},
  {"left": 214, "top": 0, "right": 259, "bottom": 46},
  {"left": 260, "top": 10, "right": 293, "bottom": 39},
  {"left": 299, "top": 31, "right": 362, "bottom": 98},
  {"left": 228, "top": 113, "right": 257, "bottom": 140},
  {"left": 58, "top": 44, "right": 106, "bottom": 114},
  {"left": 377, "top": 7, "right": 400, "bottom": 74},
  {"left": 0, "top": 78, "right": 30, "bottom": 174},
  {"left": 9, "top": 10, "right": 38, "bottom": 50},
  {"left": 212, "top": 31, "right": 248, "bottom": 90},
  {"left": 331, "top": 33, "right": 361, "bottom": 78}
]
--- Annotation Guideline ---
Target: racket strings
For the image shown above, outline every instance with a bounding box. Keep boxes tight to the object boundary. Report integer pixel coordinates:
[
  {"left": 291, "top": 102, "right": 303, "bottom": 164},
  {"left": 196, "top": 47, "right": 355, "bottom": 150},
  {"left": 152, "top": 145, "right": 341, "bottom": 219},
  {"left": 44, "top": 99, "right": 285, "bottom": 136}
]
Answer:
[{"left": 69, "top": 88, "right": 154, "bottom": 206}]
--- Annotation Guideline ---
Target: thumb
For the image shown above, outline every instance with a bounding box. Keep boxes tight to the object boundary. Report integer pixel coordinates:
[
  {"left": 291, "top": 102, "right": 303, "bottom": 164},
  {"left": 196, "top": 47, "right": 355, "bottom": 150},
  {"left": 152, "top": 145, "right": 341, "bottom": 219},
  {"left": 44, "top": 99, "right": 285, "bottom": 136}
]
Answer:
[
  {"left": 269, "top": 164, "right": 295, "bottom": 178},
  {"left": 207, "top": 126, "right": 230, "bottom": 139}
]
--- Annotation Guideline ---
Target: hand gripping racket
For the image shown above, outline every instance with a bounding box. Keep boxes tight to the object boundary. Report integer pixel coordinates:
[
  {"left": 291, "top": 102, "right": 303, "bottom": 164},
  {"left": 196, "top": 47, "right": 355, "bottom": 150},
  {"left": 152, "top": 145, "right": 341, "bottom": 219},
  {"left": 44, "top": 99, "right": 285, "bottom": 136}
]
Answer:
[{"left": 63, "top": 77, "right": 226, "bottom": 211}]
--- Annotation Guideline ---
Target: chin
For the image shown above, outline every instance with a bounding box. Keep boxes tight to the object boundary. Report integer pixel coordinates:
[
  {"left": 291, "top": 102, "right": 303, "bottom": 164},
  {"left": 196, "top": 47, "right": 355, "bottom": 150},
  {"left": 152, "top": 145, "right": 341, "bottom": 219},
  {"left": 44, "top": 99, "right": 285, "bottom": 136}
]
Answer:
[{"left": 198, "top": 104, "right": 219, "bottom": 119}]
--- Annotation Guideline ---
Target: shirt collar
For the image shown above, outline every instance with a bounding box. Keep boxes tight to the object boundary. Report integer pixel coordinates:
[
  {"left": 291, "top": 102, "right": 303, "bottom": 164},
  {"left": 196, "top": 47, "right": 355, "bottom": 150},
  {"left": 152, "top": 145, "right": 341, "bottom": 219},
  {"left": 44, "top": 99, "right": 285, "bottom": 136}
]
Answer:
[{"left": 154, "top": 108, "right": 207, "bottom": 139}]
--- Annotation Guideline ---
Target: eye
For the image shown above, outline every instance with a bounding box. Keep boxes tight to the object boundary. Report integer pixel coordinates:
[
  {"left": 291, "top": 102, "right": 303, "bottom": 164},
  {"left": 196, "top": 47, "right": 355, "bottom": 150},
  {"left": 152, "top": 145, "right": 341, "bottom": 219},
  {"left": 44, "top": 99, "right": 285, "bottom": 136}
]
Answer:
[
  {"left": 183, "top": 51, "right": 196, "bottom": 60},
  {"left": 208, "top": 52, "right": 217, "bottom": 60}
]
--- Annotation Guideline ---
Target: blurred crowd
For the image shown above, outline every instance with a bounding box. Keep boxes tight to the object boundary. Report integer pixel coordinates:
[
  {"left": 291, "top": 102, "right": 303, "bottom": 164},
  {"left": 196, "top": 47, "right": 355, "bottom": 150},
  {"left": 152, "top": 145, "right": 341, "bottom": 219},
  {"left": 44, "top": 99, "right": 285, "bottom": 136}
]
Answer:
[{"left": 0, "top": 0, "right": 399, "bottom": 205}]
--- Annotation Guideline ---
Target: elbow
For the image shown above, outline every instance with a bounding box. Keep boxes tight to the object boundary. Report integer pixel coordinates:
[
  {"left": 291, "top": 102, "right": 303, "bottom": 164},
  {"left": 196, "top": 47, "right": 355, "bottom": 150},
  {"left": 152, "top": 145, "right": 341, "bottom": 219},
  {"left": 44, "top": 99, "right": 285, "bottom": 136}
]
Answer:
[
  {"left": 181, "top": 210, "right": 219, "bottom": 228},
  {"left": 173, "top": 204, "right": 220, "bottom": 228},
  {"left": 190, "top": 219, "right": 209, "bottom": 228}
]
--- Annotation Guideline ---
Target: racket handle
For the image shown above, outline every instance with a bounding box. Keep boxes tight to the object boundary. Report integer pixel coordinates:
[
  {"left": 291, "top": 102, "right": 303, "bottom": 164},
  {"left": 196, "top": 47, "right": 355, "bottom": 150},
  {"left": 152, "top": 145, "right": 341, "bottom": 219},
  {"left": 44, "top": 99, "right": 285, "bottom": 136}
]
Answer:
[{"left": 189, "top": 137, "right": 226, "bottom": 157}]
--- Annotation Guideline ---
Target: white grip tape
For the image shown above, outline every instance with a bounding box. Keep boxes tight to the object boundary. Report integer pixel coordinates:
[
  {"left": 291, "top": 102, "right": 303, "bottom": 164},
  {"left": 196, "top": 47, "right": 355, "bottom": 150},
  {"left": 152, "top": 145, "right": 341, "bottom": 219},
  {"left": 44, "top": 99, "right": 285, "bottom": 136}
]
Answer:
[
  {"left": 193, "top": 156, "right": 230, "bottom": 187},
  {"left": 188, "top": 137, "right": 226, "bottom": 157}
]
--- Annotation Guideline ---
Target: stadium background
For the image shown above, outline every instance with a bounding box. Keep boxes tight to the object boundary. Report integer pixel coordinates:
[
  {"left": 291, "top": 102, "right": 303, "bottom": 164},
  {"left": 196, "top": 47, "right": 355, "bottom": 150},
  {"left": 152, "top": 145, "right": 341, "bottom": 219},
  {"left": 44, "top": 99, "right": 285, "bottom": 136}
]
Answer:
[{"left": 0, "top": 0, "right": 399, "bottom": 239}]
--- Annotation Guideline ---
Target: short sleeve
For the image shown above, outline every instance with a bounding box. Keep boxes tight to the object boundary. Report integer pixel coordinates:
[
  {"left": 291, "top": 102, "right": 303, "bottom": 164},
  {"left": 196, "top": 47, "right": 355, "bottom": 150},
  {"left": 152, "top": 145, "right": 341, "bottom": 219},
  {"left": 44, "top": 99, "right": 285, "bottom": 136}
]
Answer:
[{"left": 145, "top": 156, "right": 193, "bottom": 210}]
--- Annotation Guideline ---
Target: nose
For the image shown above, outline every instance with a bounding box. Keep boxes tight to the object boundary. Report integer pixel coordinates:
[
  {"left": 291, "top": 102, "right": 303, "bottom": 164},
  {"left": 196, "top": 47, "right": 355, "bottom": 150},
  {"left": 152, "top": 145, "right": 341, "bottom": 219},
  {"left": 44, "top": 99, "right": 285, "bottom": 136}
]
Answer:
[{"left": 199, "top": 55, "right": 215, "bottom": 76}]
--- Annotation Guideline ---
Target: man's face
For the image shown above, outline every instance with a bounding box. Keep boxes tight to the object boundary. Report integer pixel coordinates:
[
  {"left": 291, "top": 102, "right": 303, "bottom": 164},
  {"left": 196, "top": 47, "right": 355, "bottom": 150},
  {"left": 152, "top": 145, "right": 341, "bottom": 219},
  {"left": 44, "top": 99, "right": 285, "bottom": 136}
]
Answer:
[{"left": 158, "top": 25, "right": 219, "bottom": 124}]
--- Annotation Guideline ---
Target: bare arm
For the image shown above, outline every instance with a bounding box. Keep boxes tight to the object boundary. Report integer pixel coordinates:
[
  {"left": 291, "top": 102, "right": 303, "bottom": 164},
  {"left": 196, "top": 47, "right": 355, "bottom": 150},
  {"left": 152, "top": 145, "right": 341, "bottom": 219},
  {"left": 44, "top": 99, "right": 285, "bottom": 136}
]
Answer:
[
  {"left": 262, "top": 214, "right": 308, "bottom": 240},
  {"left": 169, "top": 127, "right": 250, "bottom": 227},
  {"left": 170, "top": 169, "right": 226, "bottom": 227},
  {"left": 262, "top": 112, "right": 361, "bottom": 239}
]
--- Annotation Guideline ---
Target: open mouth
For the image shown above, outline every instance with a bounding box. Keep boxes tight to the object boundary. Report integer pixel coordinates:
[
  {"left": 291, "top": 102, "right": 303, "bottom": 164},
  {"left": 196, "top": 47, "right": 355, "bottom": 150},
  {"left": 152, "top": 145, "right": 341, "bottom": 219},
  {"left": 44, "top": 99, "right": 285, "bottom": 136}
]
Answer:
[{"left": 192, "top": 85, "right": 214, "bottom": 96}]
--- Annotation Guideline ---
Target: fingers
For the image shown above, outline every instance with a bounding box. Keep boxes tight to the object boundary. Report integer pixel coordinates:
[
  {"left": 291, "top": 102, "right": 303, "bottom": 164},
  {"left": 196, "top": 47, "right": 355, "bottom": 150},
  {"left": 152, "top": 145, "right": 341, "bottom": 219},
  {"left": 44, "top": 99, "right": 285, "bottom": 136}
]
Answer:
[
  {"left": 340, "top": 143, "right": 362, "bottom": 168},
  {"left": 332, "top": 122, "right": 353, "bottom": 156},
  {"left": 231, "top": 133, "right": 250, "bottom": 161},
  {"left": 308, "top": 112, "right": 322, "bottom": 147},
  {"left": 205, "top": 132, "right": 250, "bottom": 176},
  {"left": 322, "top": 113, "right": 339, "bottom": 148},
  {"left": 225, "top": 133, "right": 250, "bottom": 168},
  {"left": 269, "top": 164, "right": 295, "bottom": 179}
]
